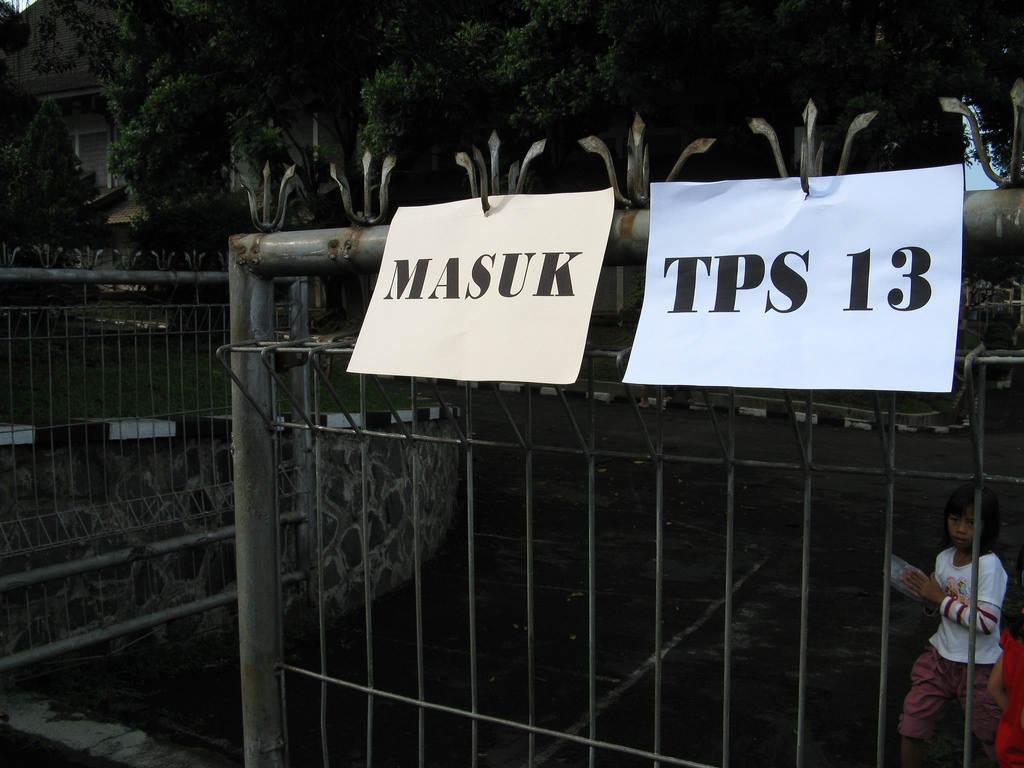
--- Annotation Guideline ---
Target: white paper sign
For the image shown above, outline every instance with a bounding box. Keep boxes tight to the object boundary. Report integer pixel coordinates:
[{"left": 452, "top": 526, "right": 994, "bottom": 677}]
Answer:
[
  {"left": 624, "top": 165, "right": 964, "bottom": 392},
  {"left": 348, "top": 188, "right": 615, "bottom": 384}
]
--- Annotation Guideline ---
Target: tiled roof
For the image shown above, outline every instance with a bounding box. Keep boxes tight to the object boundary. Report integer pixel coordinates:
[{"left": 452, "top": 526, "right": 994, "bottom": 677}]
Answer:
[
  {"left": 84, "top": 185, "right": 141, "bottom": 225},
  {"left": 104, "top": 194, "right": 144, "bottom": 226},
  {"left": 87, "top": 182, "right": 125, "bottom": 208},
  {"left": 3, "top": 0, "right": 109, "bottom": 98}
]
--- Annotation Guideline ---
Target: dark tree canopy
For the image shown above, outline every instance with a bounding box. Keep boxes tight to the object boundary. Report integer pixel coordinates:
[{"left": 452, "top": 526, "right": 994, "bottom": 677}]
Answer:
[
  {"left": 0, "top": 98, "right": 104, "bottom": 248},
  {"left": 31, "top": 0, "right": 1024, "bottom": 228},
  {"left": 0, "top": 0, "right": 33, "bottom": 140},
  {"left": 36, "top": 0, "right": 495, "bottom": 221},
  {"left": 363, "top": 0, "right": 1024, "bottom": 178}
]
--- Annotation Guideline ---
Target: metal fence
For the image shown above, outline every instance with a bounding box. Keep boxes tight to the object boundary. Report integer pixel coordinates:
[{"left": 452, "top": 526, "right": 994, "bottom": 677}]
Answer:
[
  {"left": 222, "top": 190, "right": 1024, "bottom": 768},
  {"left": 0, "top": 272, "right": 307, "bottom": 673},
  {"left": 2, "top": 258, "right": 1023, "bottom": 767},
  {"left": 223, "top": 336, "right": 1024, "bottom": 768}
]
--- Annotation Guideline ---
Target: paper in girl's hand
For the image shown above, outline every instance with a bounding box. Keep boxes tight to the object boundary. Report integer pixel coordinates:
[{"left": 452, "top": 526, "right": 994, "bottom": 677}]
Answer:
[{"left": 890, "top": 555, "right": 926, "bottom": 601}]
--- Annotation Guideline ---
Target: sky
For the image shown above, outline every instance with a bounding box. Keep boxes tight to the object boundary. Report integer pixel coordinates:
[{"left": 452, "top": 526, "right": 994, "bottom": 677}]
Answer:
[
  {"left": 966, "top": 161, "right": 999, "bottom": 190},
  {"left": 963, "top": 125, "right": 1002, "bottom": 191}
]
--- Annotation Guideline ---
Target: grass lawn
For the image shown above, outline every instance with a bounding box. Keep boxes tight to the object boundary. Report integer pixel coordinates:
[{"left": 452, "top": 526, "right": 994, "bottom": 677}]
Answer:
[
  {"left": 1, "top": 329, "right": 411, "bottom": 424},
  {"left": 2, "top": 309, "right": 986, "bottom": 424}
]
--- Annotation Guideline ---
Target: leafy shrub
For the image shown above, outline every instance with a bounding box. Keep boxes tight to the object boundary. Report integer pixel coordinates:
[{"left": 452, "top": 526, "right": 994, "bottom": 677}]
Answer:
[
  {"left": 0, "top": 99, "right": 106, "bottom": 250},
  {"left": 129, "top": 191, "right": 253, "bottom": 264}
]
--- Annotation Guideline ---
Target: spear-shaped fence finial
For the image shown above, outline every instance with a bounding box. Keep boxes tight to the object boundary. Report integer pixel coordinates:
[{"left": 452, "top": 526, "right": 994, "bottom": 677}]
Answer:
[
  {"left": 579, "top": 114, "right": 715, "bottom": 208},
  {"left": 240, "top": 162, "right": 297, "bottom": 233},
  {"left": 748, "top": 101, "right": 878, "bottom": 194},
  {"left": 330, "top": 151, "right": 397, "bottom": 226},
  {"left": 455, "top": 130, "right": 548, "bottom": 214},
  {"left": 940, "top": 78, "right": 1024, "bottom": 188}
]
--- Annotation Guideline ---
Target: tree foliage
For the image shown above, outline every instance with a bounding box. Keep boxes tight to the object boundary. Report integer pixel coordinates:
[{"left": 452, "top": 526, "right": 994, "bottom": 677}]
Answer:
[
  {"left": 0, "top": 99, "right": 105, "bottom": 249},
  {"left": 0, "top": 0, "right": 33, "bottom": 141},
  {"left": 362, "top": 0, "right": 1023, "bottom": 178},
  {"left": 0, "top": 0, "right": 27, "bottom": 52},
  {"left": 32, "top": 0, "right": 1024, "bottom": 227},
  {"left": 128, "top": 190, "right": 252, "bottom": 259},
  {"left": 36, "top": 0, "right": 490, "bottom": 223}
]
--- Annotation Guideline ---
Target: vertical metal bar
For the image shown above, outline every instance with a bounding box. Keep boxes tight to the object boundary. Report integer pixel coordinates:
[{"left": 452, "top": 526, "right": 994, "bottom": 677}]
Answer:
[
  {"left": 587, "top": 365, "right": 598, "bottom": 768},
  {"left": 289, "top": 278, "right": 314, "bottom": 574},
  {"left": 647, "top": 391, "right": 663, "bottom": 768},
  {"left": 722, "top": 389, "right": 736, "bottom": 768},
  {"left": 2, "top": 311, "right": 16, "bottom": 566},
  {"left": 56, "top": 307, "right": 69, "bottom": 533},
  {"left": 526, "top": 386, "right": 536, "bottom": 766},
  {"left": 412, "top": 379, "right": 426, "bottom": 768},
  {"left": 154, "top": 304, "right": 164, "bottom": 465},
  {"left": 465, "top": 382, "right": 479, "bottom": 768},
  {"left": 27, "top": 314, "right": 41, "bottom": 543},
  {"left": 119, "top": 307, "right": 132, "bottom": 491},
  {"left": 312, "top": 358, "right": 330, "bottom": 768},
  {"left": 963, "top": 354, "right": 987, "bottom": 768},
  {"left": 795, "top": 391, "right": 813, "bottom": 768},
  {"left": 98, "top": 310, "right": 110, "bottom": 509},
  {"left": 964, "top": 482, "right": 982, "bottom": 768},
  {"left": 230, "top": 257, "right": 287, "bottom": 768},
  {"left": 876, "top": 392, "right": 897, "bottom": 768},
  {"left": 652, "top": 386, "right": 665, "bottom": 768},
  {"left": 173, "top": 303, "right": 187, "bottom": 485},
  {"left": 79, "top": 311, "right": 97, "bottom": 508},
  {"left": 359, "top": 375, "right": 375, "bottom": 768},
  {"left": 128, "top": 310, "right": 141, "bottom": 498}
]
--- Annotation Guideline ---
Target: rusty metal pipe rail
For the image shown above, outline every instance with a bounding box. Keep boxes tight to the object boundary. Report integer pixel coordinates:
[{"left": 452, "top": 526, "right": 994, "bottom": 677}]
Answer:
[
  {"left": 229, "top": 189, "right": 1024, "bottom": 277},
  {"left": 0, "top": 511, "right": 307, "bottom": 594},
  {"left": 0, "top": 571, "right": 308, "bottom": 676},
  {"left": 228, "top": 208, "right": 647, "bottom": 276},
  {"left": 0, "top": 267, "right": 230, "bottom": 286}
]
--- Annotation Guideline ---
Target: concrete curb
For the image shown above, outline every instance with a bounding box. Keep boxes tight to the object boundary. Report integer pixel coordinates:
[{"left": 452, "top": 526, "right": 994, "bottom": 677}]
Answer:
[
  {"left": 1, "top": 690, "right": 240, "bottom": 768},
  {"left": 527, "top": 380, "right": 959, "bottom": 435}
]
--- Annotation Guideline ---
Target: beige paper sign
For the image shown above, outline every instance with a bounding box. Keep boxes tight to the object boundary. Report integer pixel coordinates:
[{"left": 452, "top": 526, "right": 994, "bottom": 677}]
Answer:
[{"left": 348, "top": 188, "right": 615, "bottom": 384}]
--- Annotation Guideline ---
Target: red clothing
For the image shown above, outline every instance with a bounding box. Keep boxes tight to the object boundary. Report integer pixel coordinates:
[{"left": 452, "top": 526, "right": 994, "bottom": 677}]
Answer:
[
  {"left": 899, "top": 645, "right": 1000, "bottom": 754},
  {"left": 997, "top": 630, "right": 1024, "bottom": 767}
]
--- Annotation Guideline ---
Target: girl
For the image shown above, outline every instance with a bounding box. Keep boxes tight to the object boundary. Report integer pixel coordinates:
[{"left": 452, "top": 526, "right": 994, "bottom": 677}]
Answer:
[
  {"left": 987, "top": 544, "right": 1024, "bottom": 767},
  {"left": 898, "top": 483, "right": 1007, "bottom": 768}
]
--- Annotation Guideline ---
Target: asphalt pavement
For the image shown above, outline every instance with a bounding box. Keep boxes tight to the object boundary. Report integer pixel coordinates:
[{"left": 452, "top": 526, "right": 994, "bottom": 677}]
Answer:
[{"left": 4, "top": 372, "right": 1024, "bottom": 767}]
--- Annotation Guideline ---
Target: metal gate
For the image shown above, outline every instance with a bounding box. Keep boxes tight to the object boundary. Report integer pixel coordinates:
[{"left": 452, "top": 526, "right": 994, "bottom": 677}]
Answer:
[{"left": 224, "top": 217, "right": 1024, "bottom": 768}]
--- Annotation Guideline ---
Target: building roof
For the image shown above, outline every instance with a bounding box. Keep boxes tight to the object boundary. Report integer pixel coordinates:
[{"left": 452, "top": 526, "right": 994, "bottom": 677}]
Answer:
[
  {"left": 3, "top": 0, "right": 109, "bottom": 99},
  {"left": 103, "top": 193, "right": 144, "bottom": 225}
]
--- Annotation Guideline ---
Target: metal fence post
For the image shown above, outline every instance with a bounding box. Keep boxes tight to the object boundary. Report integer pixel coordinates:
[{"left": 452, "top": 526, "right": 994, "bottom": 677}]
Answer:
[
  {"left": 289, "top": 277, "right": 314, "bottom": 575},
  {"left": 230, "top": 251, "right": 288, "bottom": 768}
]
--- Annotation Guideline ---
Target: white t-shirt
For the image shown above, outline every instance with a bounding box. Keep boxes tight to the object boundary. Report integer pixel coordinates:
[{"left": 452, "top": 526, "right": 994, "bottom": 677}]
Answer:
[{"left": 929, "top": 547, "right": 1007, "bottom": 664}]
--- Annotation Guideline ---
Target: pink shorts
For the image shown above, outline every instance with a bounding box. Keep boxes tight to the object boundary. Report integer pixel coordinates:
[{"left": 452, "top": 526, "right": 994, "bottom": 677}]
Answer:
[{"left": 899, "top": 645, "right": 1001, "bottom": 756}]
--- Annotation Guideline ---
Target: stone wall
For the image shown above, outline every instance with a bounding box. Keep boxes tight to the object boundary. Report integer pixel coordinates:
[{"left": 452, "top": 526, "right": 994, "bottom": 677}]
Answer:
[
  {"left": 312, "top": 421, "right": 461, "bottom": 612},
  {"left": 0, "top": 417, "right": 461, "bottom": 661},
  {"left": 0, "top": 423, "right": 236, "bottom": 572}
]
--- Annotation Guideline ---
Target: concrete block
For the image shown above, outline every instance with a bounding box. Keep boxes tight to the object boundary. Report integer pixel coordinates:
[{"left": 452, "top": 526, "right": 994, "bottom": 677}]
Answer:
[{"left": 0, "top": 423, "right": 34, "bottom": 446}]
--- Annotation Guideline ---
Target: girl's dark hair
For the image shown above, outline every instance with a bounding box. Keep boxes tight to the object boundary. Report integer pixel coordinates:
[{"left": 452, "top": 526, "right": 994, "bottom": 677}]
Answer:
[{"left": 939, "top": 482, "right": 1000, "bottom": 553}]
